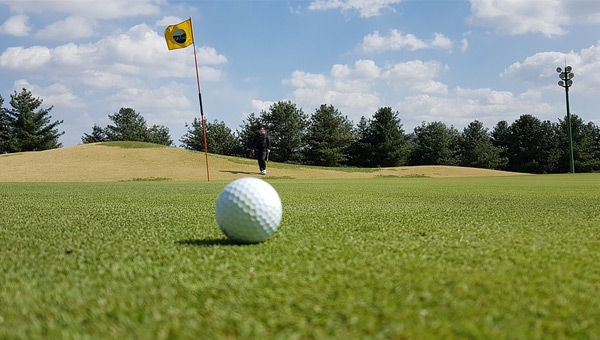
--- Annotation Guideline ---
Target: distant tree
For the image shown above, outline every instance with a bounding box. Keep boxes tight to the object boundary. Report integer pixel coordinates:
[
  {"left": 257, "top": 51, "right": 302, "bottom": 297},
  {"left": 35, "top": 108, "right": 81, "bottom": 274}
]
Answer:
[
  {"left": 261, "top": 101, "right": 308, "bottom": 162},
  {"left": 538, "top": 120, "right": 561, "bottom": 173},
  {"left": 180, "top": 118, "right": 238, "bottom": 155},
  {"left": 351, "top": 107, "right": 409, "bottom": 167},
  {"left": 82, "top": 107, "right": 172, "bottom": 146},
  {"left": 347, "top": 116, "right": 370, "bottom": 166},
  {"left": 593, "top": 123, "right": 600, "bottom": 169},
  {"left": 206, "top": 120, "right": 239, "bottom": 156},
  {"left": 0, "top": 94, "right": 11, "bottom": 153},
  {"left": 368, "top": 107, "right": 410, "bottom": 167},
  {"left": 104, "top": 108, "right": 149, "bottom": 142},
  {"left": 491, "top": 120, "right": 511, "bottom": 168},
  {"left": 237, "top": 113, "right": 263, "bottom": 157},
  {"left": 556, "top": 115, "right": 600, "bottom": 172},
  {"left": 304, "top": 104, "right": 353, "bottom": 166},
  {"left": 498, "top": 115, "right": 560, "bottom": 174},
  {"left": 146, "top": 125, "right": 173, "bottom": 146},
  {"left": 410, "top": 121, "right": 460, "bottom": 166},
  {"left": 460, "top": 120, "right": 507, "bottom": 169},
  {"left": 355, "top": 116, "right": 369, "bottom": 138},
  {"left": 180, "top": 117, "right": 205, "bottom": 152},
  {"left": 2, "top": 88, "right": 63, "bottom": 153},
  {"left": 81, "top": 124, "right": 107, "bottom": 143}
]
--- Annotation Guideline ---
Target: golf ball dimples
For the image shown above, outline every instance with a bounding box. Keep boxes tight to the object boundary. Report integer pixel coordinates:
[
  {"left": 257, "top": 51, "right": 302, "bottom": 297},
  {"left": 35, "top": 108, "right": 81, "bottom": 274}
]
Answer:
[{"left": 216, "top": 177, "right": 282, "bottom": 243}]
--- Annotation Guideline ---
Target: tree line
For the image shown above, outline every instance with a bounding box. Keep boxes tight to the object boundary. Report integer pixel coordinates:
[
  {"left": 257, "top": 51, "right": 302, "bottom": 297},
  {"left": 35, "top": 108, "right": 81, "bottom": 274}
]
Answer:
[
  {"left": 2, "top": 89, "right": 599, "bottom": 173},
  {"left": 177, "top": 101, "right": 600, "bottom": 174}
]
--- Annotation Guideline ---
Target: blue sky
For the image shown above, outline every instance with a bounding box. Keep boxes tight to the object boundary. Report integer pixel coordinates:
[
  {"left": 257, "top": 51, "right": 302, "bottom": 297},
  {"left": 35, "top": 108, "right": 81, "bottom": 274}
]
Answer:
[{"left": 1, "top": 0, "right": 599, "bottom": 147}]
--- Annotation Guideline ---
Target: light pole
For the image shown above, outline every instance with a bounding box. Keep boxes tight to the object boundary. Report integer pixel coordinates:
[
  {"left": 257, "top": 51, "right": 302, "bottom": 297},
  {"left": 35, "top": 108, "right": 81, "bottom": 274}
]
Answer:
[{"left": 556, "top": 65, "right": 575, "bottom": 173}]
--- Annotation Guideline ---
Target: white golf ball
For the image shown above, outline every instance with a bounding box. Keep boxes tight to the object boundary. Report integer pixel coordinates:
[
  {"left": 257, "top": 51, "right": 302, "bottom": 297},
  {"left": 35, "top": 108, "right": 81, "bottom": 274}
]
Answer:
[{"left": 215, "top": 177, "right": 283, "bottom": 243}]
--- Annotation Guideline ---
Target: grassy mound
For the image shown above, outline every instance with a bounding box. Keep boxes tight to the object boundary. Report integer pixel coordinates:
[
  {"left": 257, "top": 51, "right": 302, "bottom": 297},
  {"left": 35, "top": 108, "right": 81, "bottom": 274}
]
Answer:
[{"left": 0, "top": 142, "right": 526, "bottom": 182}]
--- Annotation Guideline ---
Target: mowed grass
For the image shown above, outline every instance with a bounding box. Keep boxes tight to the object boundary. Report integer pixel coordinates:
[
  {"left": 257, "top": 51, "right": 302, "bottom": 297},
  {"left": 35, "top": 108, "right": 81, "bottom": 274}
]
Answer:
[
  {"left": 1, "top": 174, "right": 599, "bottom": 339},
  {"left": 0, "top": 142, "right": 525, "bottom": 182}
]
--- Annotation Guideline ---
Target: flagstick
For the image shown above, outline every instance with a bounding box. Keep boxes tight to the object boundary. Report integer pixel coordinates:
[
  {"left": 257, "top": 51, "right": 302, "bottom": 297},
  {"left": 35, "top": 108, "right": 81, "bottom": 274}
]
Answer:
[{"left": 190, "top": 17, "right": 210, "bottom": 181}]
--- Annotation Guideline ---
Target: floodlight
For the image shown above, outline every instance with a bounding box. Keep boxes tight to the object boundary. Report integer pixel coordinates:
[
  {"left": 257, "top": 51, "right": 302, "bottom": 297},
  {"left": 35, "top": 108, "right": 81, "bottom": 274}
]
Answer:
[{"left": 556, "top": 64, "right": 575, "bottom": 173}]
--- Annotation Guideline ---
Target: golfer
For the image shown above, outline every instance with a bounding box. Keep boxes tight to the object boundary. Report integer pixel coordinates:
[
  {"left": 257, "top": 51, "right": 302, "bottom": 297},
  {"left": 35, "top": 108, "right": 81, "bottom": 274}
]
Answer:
[{"left": 253, "top": 125, "right": 271, "bottom": 175}]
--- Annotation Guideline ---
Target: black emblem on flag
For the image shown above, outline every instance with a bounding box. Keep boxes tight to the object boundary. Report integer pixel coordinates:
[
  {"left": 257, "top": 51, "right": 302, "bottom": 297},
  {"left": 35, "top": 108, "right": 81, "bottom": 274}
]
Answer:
[{"left": 173, "top": 29, "right": 187, "bottom": 43}]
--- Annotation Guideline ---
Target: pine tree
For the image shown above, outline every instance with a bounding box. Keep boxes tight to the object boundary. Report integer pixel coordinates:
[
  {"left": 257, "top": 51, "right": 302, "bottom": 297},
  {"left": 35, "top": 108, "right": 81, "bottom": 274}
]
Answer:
[
  {"left": 0, "top": 94, "right": 11, "bottom": 153},
  {"left": 180, "top": 118, "right": 238, "bottom": 155},
  {"left": 500, "top": 115, "right": 560, "bottom": 174},
  {"left": 410, "top": 121, "right": 460, "bottom": 166},
  {"left": 556, "top": 115, "right": 600, "bottom": 172},
  {"left": 304, "top": 104, "right": 353, "bottom": 166},
  {"left": 82, "top": 107, "right": 172, "bottom": 146},
  {"left": 104, "top": 108, "right": 149, "bottom": 142},
  {"left": 147, "top": 125, "right": 173, "bottom": 146},
  {"left": 81, "top": 124, "right": 107, "bottom": 143},
  {"left": 460, "top": 120, "right": 507, "bottom": 169},
  {"left": 3, "top": 89, "right": 63, "bottom": 152},
  {"left": 356, "top": 107, "right": 409, "bottom": 167},
  {"left": 237, "top": 113, "right": 263, "bottom": 157},
  {"left": 261, "top": 101, "right": 308, "bottom": 162}
]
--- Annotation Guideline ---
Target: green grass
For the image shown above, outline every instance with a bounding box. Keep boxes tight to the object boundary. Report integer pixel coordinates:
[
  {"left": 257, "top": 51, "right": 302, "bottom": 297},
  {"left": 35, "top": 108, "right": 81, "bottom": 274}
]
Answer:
[
  {"left": 1, "top": 175, "right": 599, "bottom": 339},
  {"left": 99, "top": 141, "right": 168, "bottom": 148},
  {"left": 212, "top": 153, "right": 380, "bottom": 173}
]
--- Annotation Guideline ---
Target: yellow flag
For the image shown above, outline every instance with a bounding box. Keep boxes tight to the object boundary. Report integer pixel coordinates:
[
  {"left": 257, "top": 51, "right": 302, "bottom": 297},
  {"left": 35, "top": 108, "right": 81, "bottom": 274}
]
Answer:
[{"left": 164, "top": 19, "right": 194, "bottom": 50}]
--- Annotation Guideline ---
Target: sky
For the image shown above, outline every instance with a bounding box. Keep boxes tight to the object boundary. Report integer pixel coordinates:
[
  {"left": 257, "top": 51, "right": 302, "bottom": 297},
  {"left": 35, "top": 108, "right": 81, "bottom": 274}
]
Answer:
[{"left": 1, "top": 0, "right": 600, "bottom": 147}]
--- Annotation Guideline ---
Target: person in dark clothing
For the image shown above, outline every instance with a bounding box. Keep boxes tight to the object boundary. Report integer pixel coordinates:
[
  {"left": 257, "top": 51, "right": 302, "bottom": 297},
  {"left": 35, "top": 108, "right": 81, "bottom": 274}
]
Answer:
[{"left": 253, "top": 125, "right": 271, "bottom": 175}]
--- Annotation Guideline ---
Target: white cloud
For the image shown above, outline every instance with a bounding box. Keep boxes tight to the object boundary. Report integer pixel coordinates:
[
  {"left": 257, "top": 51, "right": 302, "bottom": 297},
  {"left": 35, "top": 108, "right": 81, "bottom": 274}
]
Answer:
[
  {"left": 250, "top": 100, "right": 275, "bottom": 113},
  {"left": 308, "top": 0, "right": 401, "bottom": 18},
  {"left": 107, "top": 84, "right": 192, "bottom": 113},
  {"left": 0, "top": 0, "right": 160, "bottom": 20},
  {"left": 283, "top": 71, "right": 328, "bottom": 88},
  {"left": 0, "top": 14, "right": 31, "bottom": 37},
  {"left": 430, "top": 33, "right": 453, "bottom": 50},
  {"left": 0, "top": 46, "right": 51, "bottom": 69},
  {"left": 0, "top": 23, "right": 227, "bottom": 82},
  {"left": 37, "top": 16, "right": 95, "bottom": 41},
  {"left": 468, "top": 0, "right": 568, "bottom": 36},
  {"left": 501, "top": 42, "right": 600, "bottom": 94},
  {"left": 503, "top": 51, "right": 573, "bottom": 84},
  {"left": 156, "top": 16, "right": 185, "bottom": 27},
  {"left": 360, "top": 29, "right": 453, "bottom": 53},
  {"left": 330, "top": 60, "right": 381, "bottom": 92},
  {"left": 455, "top": 87, "right": 514, "bottom": 105},
  {"left": 291, "top": 87, "right": 380, "bottom": 119},
  {"left": 0, "top": 21, "right": 229, "bottom": 146},
  {"left": 382, "top": 60, "right": 448, "bottom": 94},
  {"left": 79, "top": 70, "right": 138, "bottom": 90},
  {"left": 397, "top": 88, "right": 555, "bottom": 129},
  {"left": 280, "top": 55, "right": 569, "bottom": 130},
  {"left": 197, "top": 46, "right": 228, "bottom": 65},
  {"left": 13, "top": 79, "right": 83, "bottom": 108},
  {"left": 284, "top": 60, "right": 382, "bottom": 94},
  {"left": 198, "top": 66, "right": 223, "bottom": 82},
  {"left": 347, "top": 59, "right": 381, "bottom": 79},
  {"left": 284, "top": 59, "right": 452, "bottom": 121},
  {"left": 461, "top": 38, "right": 469, "bottom": 53},
  {"left": 52, "top": 43, "right": 95, "bottom": 66},
  {"left": 412, "top": 80, "right": 449, "bottom": 95}
]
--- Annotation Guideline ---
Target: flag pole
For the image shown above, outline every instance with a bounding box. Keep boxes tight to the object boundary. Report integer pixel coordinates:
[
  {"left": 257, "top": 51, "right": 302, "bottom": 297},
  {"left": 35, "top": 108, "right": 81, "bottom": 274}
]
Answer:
[{"left": 189, "top": 17, "right": 210, "bottom": 181}]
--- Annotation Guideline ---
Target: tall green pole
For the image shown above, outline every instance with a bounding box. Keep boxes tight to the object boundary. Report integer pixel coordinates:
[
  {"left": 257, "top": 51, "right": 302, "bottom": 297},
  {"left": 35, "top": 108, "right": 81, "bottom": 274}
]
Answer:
[
  {"left": 564, "top": 86, "right": 575, "bottom": 174},
  {"left": 557, "top": 65, "right": 575, "bottom": 174}
]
